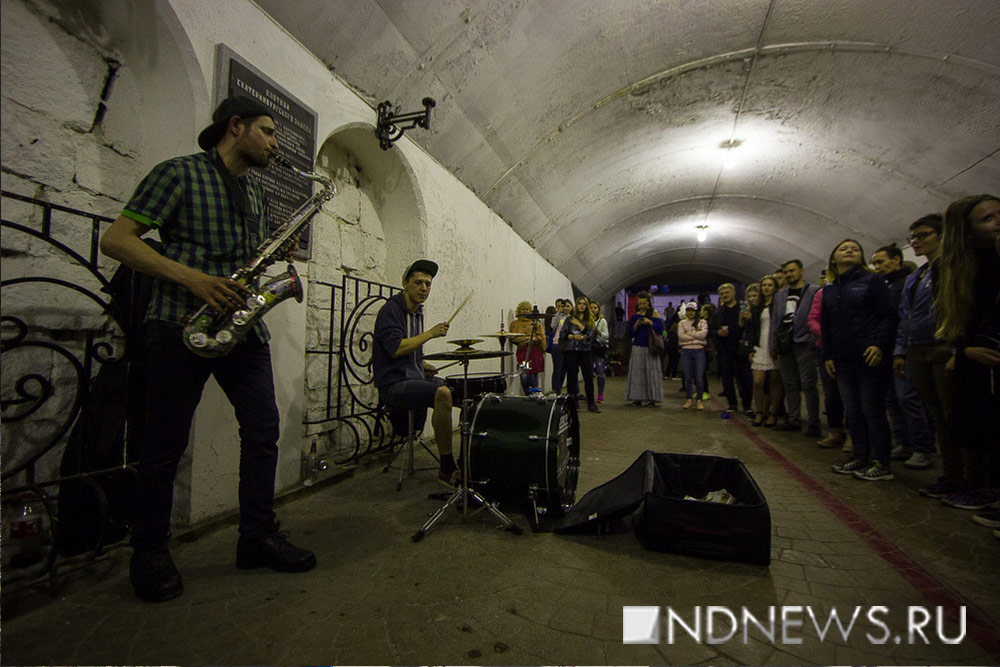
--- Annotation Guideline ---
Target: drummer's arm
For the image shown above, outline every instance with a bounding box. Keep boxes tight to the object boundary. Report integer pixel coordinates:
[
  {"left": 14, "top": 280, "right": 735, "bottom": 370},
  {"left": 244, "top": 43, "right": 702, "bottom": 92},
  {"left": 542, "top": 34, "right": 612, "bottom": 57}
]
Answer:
[{"left": 394, "top": 322, "right": 449, "bottom": 358}]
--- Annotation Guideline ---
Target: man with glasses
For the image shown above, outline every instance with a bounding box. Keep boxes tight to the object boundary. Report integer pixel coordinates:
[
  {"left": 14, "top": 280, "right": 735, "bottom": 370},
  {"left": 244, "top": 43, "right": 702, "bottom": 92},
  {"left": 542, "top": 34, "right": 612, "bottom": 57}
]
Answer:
[
  {"left": 872, "top": 244, "right": 934, "bottom": 470},
  {"left": 893, "top": 215, "right": 962, "bottom": 497}
]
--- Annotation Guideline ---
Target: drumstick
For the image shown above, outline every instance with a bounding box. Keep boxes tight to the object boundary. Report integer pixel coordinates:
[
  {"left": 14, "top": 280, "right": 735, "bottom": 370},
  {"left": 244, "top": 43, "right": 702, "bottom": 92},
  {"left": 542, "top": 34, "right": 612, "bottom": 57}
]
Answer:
[
  {"left": 446, "top": 291, "right": 475, "bottom": 324},
  {"left": 435, "top": 359, "right": 464, "bottom": 372}
]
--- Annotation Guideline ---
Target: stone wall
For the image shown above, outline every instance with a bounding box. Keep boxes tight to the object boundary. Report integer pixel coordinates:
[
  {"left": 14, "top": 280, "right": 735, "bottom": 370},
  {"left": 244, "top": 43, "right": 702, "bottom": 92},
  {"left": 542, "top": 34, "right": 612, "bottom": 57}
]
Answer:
[{"left": 1, "top": 0, "right": 572, "bottom": 528}]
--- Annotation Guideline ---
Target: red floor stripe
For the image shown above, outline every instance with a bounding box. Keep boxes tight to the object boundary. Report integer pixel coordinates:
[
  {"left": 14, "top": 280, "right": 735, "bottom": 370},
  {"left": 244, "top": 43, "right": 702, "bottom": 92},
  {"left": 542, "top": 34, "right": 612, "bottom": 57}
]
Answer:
[{"left": 721, "top": 407, "right": 1000, "bottom": 661}]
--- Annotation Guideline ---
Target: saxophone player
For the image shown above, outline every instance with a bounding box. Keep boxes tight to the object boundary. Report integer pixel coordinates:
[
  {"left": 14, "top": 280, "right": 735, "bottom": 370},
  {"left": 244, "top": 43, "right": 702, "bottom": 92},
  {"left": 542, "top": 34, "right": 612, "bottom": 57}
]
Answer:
[{"left": 100, "top": 96, "right": 315, "bottom": 603}]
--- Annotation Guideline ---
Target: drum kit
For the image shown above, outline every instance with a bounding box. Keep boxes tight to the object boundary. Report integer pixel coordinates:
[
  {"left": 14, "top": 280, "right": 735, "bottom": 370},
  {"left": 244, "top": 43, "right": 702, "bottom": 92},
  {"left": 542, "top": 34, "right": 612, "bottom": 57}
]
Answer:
[{"left": 412, "top": 311, "right": 579, "bottom": 540}]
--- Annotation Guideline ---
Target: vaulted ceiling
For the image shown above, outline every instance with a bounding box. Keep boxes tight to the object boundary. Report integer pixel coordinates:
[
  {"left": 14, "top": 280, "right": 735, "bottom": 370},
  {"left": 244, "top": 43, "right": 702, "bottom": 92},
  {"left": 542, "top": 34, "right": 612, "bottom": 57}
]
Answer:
[{"left": 257, "top": 0, "right": 1000, "bottom": 300}]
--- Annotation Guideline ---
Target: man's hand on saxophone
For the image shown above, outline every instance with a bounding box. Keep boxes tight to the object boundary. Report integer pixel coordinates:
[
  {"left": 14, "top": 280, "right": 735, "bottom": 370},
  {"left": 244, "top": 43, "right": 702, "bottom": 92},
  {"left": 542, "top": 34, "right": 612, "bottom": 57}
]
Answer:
[{"left": 184, "top": 273, "right": 252, "bottom": 314}]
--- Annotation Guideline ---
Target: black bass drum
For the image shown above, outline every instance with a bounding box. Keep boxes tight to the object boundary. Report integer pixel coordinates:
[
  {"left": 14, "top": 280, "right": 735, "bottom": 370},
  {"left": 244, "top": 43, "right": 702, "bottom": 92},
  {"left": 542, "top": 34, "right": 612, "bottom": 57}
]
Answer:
[{"left": 468, "top": 393, "right": 579, "bottom": 515}]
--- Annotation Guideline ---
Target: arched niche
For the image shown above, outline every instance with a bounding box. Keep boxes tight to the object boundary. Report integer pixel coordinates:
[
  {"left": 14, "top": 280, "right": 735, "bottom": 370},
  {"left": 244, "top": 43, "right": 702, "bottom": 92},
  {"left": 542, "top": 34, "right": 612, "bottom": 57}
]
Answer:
[{"left": 311, "top": 124, "right": 426, "bottom": 286}]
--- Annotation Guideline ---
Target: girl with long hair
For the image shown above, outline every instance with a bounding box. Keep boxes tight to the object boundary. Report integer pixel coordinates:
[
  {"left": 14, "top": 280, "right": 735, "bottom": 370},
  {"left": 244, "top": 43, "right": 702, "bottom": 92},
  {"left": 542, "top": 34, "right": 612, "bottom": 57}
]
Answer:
[
  {"left": 678, "top": 301, "right": 709, "bottom": 410},
  {"left": 822, "top": 239, "right": 896, "bottom": 481},
  {"left": 561, "top": 295, "right": 600, "bottom": 412},
  {"left": 589, "top": 301, "right": 609, "bottom": 403},
  {"left": 625, "top": 291, "right": 664, "bottom": 406},
  {"left": 933, "top": 194, "right": 1000, "bottom": 512},
  {"left": 749, "top": 275, "right": 785, "bottom": 427}
]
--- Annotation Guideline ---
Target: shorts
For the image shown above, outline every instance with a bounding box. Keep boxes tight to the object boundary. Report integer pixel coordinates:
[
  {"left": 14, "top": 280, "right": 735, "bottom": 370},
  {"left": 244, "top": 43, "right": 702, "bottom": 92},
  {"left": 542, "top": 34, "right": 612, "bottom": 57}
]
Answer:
[{"left": 381, "top": 377, "right": 446, "bottom": 411}]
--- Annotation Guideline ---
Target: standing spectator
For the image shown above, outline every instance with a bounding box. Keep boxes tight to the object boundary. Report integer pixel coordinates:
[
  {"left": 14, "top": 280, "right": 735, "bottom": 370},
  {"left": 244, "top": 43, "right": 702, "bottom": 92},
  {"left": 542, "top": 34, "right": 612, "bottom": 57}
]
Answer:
[
  {"left": 614, "top": 301, "right": 626, "bottom": 338},
  {"left": 679, "top": 302, "right": 709, "bottom": 410},
  {"left": 934, "top": 194, "right": 1000, "bottom": 513},
  {"left": 590, "top": 301, "right": 609, "bottom": 403},
  {"left": 872, "top": 244, "right": 934, "bottom": 468},
  {"left": 509, "top": 301, "right": 546, "bottom": 394},
  {"left": 715, "top": 283, "right": 753, "bottom": 414},
  {"left": 773, "top": 268, "right": 787, "bottom": 290},
  {"left": 808, "top": 267, "right": 847, "bottom": 448},
  {"left": 547, "top": 298, "right": 572, "bottom": 394},
  {"left": 823, "top": 240, "right": 896, "bottom": 481},
  {"left": 625, "top": 291, "right": 663, "bottom": 406},
  {"left": 561, "top": 296, "right": 600, "bottom": 413},
  {"left": 894, "top": 214, "right": 962, "bottom": 496},
  {"left": 700, "top": 302, "right": 718, "bottom": 399},
  {"left": 664, "top": 307, "right": 681, "bottom": 380},
  {"left": 749, "top": 276, "right": 785, "bottom": 427},
  {"left": 662, "top": 301, "right": 676, "bottom": 325},
  {"left": 771, "top": 259, "right": 822, "bottom": 437}
]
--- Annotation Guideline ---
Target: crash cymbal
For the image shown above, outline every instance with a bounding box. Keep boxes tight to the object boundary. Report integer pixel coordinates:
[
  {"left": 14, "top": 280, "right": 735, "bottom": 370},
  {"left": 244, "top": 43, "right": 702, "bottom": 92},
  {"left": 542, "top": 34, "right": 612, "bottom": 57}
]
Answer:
[
  {"left": 479, "top": 332, "right": 522, "bottom": 338},
  {"left": 448, "top": 338, "right": 484, "bottom": 347},
  {"left": 424, "top": 349, "right": 514, "bottom": 361},
  {"left": 513, "top": 312, "right": 548, "bottom": 319}
]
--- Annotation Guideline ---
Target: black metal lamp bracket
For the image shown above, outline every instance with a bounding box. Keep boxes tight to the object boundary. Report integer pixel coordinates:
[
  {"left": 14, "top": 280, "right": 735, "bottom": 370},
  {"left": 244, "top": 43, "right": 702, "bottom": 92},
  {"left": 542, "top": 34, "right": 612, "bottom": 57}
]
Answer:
[{"left": 376, "top": 97, "right": 436, "bottom": 150}]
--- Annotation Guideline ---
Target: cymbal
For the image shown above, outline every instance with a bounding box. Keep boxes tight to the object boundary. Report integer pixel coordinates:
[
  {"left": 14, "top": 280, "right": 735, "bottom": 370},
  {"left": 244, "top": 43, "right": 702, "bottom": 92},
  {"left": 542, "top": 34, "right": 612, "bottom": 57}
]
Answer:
[
  {"left": 513, "top": 312, "right": 548, "bottom": 320},
  {"left": 448, "top": 338, "right": 484, "bottom": 347},
  {"left": 480, "top": 332, "right": 523, "bottom": 338},
  {"left": 424, "top": 349, "right": 514, "bottom": 361}
]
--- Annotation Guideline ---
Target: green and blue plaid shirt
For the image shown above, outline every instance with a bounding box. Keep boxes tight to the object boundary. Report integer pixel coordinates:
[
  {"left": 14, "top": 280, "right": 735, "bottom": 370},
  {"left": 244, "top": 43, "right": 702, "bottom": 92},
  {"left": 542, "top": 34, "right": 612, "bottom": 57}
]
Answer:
[{"left": 122, "top": 149, "right": 271, "bottom": 341}]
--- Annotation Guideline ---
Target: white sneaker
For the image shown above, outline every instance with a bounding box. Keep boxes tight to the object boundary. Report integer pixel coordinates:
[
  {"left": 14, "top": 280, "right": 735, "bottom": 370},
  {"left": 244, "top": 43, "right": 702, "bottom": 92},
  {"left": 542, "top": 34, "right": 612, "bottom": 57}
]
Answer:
[{"left": 903, "top": 452, "right": 933, "bottom": 469}]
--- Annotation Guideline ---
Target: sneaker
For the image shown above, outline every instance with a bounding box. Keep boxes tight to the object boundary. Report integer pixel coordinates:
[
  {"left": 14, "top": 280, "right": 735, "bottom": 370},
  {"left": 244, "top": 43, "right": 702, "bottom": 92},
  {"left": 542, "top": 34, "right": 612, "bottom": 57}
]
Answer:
[
  {"left": 774, "top": 422, "right": 801, "bottom": 432},
  {"left": 587, "top": 403, "right": 601, "bottom": 413},
  {"left": 744, "top": 409, "right": 756, "bottom": 418},
  {"left": 832, "top": 458, "right": 869, "bottom": 475},
  {"left": 701, "top": 392, "right": 711, "bottom": 400},
  {"left": 597, "top": 394, "right": 604, "bottom": 403},
  {"left": 696, "top": 400, "right": 705, "bottom": 411},
  {"left": 853, "top": 461, "right": 895, "bottom": 481},
  {"left": 890, "top": 445, "right": 911, "bottom": 461},
  {"left": 236, "top": 522, "right": 316, "bottom": 572},
  {"left": 903, "top": 452, "right": 933, "bottom": 470},
  {"left": 130, "top": 548, "right": 183, "bottom": 602},
  {"left": 804, "top": 424, "right": 822, "bottom": 438},
  {"left": 438, "top": 467, "right": 462, "bottom": 488},
  {"left": 940, "top": 488, "right": 1000, "bottom": 511},
  {"left": 918, "top": 477, "right": 964, "bottom": 499},
  {"left": 725, "top": 405, "right": 736, "bottom": 412},
  {"left": 971, "top": 508, "right": 1000, "bottom": 529},
  {"left": 683, "top": 399, "right": 693, "bottom": 409},
  {"left": 817, "top": 431, "right": 846, "bottom": 449}
]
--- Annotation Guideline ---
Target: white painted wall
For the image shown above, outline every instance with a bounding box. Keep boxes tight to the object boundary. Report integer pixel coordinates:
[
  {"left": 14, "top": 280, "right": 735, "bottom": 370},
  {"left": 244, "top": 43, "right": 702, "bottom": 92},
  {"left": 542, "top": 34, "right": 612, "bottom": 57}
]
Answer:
[{"left": 1, "top": 0, "right": 571, "bottom": 528}]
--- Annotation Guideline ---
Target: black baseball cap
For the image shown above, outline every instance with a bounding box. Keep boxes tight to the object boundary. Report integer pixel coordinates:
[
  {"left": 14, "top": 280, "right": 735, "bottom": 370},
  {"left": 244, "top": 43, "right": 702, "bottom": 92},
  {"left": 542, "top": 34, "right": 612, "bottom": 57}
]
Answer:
[
  {"left": 403, "top": 259, "right": 438, "bottom": 281},
  {"left": 197, "top": 96, "right": 274, "bottom": 150}
]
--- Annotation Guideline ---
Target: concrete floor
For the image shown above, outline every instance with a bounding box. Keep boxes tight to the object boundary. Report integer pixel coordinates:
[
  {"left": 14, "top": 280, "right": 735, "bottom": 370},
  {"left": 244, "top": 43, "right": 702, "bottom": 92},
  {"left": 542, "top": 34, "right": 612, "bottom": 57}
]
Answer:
[{"left": 2, "top": 376, "right": 998, "bottom": 665}]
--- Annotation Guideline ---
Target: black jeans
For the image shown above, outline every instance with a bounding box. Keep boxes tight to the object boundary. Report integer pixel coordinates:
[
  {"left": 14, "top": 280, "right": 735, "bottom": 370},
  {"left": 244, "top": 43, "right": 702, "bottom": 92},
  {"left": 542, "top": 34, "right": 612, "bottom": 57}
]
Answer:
[
  {"left": 718, "top": 348, "right": 753, "bottom": 410},
  {"left": 563, "top": 349, "right": 595, "bottom": 405},
  {"left": 131, "top": 322, "right": 280, "bottom": 549}
]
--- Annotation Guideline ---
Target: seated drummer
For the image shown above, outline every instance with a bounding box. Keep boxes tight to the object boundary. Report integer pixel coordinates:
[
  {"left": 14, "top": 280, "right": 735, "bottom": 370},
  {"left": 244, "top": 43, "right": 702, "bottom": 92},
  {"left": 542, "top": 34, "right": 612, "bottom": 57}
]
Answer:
[{"left": 373, "top": 259, "right": 459, "bottom": 486}]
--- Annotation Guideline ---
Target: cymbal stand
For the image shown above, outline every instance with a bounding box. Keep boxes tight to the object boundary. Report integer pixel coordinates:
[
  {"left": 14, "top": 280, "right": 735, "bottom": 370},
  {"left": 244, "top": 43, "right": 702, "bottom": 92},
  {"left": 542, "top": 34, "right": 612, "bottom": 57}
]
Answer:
[{"left": 412, "top": 357, "right": 522, "bottom": 541}]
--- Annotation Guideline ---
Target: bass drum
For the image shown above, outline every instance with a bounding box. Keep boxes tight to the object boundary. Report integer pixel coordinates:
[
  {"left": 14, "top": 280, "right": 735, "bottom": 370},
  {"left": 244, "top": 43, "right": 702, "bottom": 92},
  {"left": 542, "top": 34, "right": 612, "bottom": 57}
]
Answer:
[{"left": 468, "top": 393, "right": 578, "bottom": 514}]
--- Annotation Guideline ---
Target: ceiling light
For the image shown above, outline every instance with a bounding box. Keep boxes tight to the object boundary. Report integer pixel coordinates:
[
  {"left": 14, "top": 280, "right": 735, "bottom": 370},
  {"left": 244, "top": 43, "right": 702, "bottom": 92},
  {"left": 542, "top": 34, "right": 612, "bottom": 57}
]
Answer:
[{"left": 696, "top": 225, "right": 708, "bottom": 243}]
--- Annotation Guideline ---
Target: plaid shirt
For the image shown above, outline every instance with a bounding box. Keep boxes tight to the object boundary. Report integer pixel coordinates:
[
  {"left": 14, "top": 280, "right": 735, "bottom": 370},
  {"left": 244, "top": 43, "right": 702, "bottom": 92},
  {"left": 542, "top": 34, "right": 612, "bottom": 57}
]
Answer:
[{"left": 122, "top": 149, "right": 270, "bottom": 341}]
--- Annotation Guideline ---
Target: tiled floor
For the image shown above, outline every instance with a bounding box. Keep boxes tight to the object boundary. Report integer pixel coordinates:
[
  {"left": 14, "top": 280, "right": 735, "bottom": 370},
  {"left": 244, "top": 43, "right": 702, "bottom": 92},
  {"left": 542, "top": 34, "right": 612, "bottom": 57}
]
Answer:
[{"left": 2, "top": 376, "right": 998, "bottom": 665}]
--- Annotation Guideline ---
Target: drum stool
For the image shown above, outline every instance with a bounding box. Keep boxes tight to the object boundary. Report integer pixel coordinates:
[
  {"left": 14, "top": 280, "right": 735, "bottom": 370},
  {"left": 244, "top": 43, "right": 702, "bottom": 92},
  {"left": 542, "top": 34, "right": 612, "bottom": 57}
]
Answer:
[{"left": 381, "top": 406, "right": 439, "bottom": 490}]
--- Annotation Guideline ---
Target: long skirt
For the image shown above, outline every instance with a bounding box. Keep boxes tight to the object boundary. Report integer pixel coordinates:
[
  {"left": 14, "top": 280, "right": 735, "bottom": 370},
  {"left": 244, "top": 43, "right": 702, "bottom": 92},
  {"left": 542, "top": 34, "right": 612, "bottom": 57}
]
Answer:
[{"left": 625, "top": 345, "right": 663, "bottom": 402}]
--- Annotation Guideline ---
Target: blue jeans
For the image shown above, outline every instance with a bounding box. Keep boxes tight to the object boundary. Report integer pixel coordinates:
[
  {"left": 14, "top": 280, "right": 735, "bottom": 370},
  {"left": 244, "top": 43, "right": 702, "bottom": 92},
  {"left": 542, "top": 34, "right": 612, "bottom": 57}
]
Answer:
[
  {"left": 519, "top": 373, "right": 539, "bottom": 394},
  {"left": 681, "top": 348, "right": 706, "bottom": 399},
  {"left": 132, "top": 322, "right": 280, "bottom": 549},
  {"left": 777, "top": 342, "right": 820, "bottom": 427},
  {"left": 835, "top": 359, "right": 891, "bottom": 463},
  {"left": 886, "top": 371, "right": 934, "bottom": 454},
  {"left": 593, "top": 352, "right": 606, "bottom": 395},
  {"left": 550, "top": 347, "right": 565, "bottom": 393}
]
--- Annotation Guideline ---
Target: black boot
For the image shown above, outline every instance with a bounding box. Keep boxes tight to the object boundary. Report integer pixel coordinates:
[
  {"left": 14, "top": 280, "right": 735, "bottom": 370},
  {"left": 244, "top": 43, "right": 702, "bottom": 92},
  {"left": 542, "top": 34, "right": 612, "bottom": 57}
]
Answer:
[
  {"left": 236, "top": 522, "right": 316, "bottom": 572},
  {"left": 130, "top": 547, "right": 183, "bottom": 602}
]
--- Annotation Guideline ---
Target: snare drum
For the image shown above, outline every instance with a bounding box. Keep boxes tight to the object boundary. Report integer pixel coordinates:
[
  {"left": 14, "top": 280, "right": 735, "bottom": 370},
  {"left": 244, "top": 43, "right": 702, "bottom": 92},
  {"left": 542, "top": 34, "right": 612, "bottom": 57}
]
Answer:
[
  {"left": 445, "top": 373, "right": 506, "bottom": 403},
  {"left": 468, "top": 393, "right": 578, "bottom": 513}
]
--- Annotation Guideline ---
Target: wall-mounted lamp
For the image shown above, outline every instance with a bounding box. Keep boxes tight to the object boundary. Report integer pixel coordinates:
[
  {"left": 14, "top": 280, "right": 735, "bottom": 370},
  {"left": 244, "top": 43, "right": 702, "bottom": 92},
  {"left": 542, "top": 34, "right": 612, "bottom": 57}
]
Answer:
[
  {"left": 696, "top": 225, "right": 708, "bottom": 243},
  {"left": 375, "top": 97, "right": 436, "bottom": 150}
]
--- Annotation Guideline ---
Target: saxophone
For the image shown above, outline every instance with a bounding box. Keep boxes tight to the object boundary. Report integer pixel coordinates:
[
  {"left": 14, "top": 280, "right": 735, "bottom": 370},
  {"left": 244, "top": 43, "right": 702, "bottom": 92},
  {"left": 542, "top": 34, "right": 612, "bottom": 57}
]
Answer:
[{"left": 182, "top": 156, "right": 336, "bottom": 357}]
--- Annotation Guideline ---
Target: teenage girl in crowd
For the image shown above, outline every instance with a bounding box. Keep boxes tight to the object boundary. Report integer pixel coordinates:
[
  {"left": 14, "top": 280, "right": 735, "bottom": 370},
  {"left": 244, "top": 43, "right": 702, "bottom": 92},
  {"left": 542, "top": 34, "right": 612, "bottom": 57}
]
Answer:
[
  {"left": 625, "top": 291, "right": 663, "bottom": 406},
  {"left": 822, "top": 239, "right": 896, "bottom": 481},
  {"left": 561, "top": 296, "right": 600, "bottom": 413},
  {"left": 933, "top": 194, "right": 1000, "bottom": 514},
  {"left": 509, "top": 300, "right": 546, "bottom": 394},
  {"left": 808, "top": 267, "right": 847, "bottom": 449},
  {"left": 678, "top": 302, "right": 709, "bottom": 410},
  {"left": 589, "top": 301, "right": 609, "bottom": 403},
  {"left": 749, "top": 275, "right": 785, "bottom": 427}
]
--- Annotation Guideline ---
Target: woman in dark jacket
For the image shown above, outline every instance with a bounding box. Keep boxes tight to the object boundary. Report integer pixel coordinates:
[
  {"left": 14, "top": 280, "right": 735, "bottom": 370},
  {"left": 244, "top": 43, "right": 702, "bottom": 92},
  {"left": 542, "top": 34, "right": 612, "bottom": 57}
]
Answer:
[
  {"left": 822, "top": 239, "right": 896, "bottom": 481},
  {"left": 625, "top": 291, "right": 663, "bottom": 406},
  {"left": 561, "top": 295, "right": 600, "bottom": 413}
]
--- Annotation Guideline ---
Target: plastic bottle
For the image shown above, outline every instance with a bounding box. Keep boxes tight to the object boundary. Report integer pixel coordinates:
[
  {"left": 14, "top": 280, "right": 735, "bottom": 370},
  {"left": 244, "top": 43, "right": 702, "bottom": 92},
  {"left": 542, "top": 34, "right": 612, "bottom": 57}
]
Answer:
[
  {"left": 302, "top": 439, "right": 319, "bottom": 486},
  {"left": 9, "top": 491, "right": 44, "bottom": 568}
]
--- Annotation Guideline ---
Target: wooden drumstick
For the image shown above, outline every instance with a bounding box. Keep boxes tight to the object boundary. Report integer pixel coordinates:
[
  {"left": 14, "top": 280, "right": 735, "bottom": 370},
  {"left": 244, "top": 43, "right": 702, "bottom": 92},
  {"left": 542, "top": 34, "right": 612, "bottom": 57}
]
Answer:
[
  {"left": 434, "top": 359, "right": 463, "bottom": 372},
  {"left": 446, "top": 291, "right": 475, "bottom": 324}
]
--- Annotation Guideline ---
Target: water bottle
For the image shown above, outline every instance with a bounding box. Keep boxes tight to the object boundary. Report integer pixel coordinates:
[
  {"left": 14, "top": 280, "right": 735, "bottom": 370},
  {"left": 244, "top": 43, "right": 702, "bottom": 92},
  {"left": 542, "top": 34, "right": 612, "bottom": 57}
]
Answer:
[
  {"left": 301, "top": 439, "right": 319, "bottom": 486},
  {"left": 9, "top": 491, "right": 44, "bottom": 568}
]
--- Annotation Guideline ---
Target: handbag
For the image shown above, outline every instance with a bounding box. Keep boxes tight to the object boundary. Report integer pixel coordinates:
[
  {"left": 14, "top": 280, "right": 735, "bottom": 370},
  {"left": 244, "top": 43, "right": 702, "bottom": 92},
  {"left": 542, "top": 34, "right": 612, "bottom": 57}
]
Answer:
[
  {"left": 774, "top": 321, "right": 793, "bottom": 355},
  {"left": 648, "top": 329, "right": 665, "bottom": 357},
  {"left": 737, "top": 332, "right": 754, "bottom": 357}
]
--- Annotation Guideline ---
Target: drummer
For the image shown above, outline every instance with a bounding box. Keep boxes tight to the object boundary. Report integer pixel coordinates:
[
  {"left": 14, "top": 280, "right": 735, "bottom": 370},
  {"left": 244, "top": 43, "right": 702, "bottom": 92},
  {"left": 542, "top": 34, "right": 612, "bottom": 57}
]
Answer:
[
  {"left": 372, "top": 259, "right": 459, "bottom": 486},
  {"left": 509, "top": 301, "right": 546, "bottom": 394}
]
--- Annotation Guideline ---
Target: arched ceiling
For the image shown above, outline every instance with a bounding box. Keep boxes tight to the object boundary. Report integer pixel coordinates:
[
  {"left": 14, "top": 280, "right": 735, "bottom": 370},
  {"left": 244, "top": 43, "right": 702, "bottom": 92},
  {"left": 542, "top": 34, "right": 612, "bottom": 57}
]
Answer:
[{"left": 256, "top": 0, "right": 1000, "bottom": 301}]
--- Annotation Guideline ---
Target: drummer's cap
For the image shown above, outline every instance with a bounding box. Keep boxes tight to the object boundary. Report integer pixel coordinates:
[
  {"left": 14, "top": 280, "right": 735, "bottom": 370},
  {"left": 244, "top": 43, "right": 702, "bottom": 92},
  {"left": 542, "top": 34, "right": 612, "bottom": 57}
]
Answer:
[
  {"left": 403, "top": 259, "right": 438, "bottom": 281},
  {"left": 684, "top": 301, "right": 699, "bottom": 312}
]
